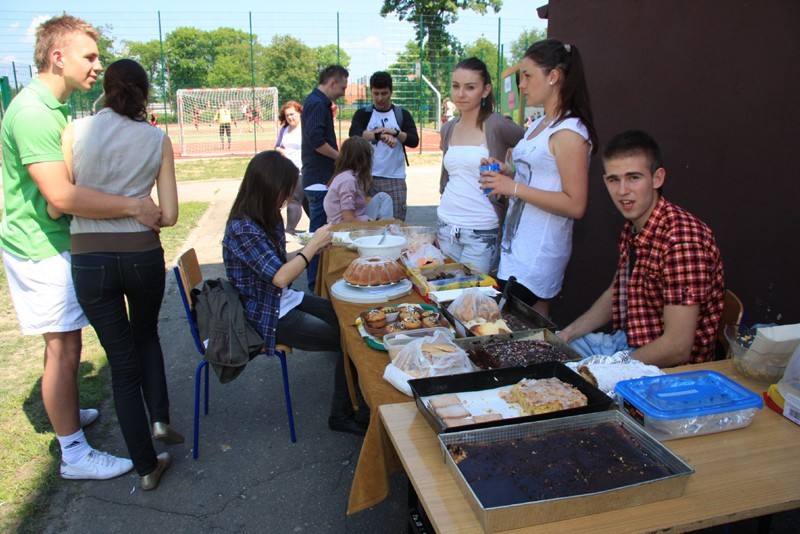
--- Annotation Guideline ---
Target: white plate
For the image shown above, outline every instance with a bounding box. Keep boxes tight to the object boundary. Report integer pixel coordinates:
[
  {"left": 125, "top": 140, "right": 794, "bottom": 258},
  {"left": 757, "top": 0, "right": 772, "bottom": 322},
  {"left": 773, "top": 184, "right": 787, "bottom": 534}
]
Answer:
[{"left": 331, "top": 278, "right": 413, "bottom": 304}]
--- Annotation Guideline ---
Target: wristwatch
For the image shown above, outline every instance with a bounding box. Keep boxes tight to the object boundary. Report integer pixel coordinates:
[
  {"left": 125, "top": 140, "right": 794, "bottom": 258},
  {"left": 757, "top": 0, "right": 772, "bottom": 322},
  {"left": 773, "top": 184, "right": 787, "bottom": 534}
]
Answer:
[{"left": 392, "top": 129, "right": 399, "bottom": 137}]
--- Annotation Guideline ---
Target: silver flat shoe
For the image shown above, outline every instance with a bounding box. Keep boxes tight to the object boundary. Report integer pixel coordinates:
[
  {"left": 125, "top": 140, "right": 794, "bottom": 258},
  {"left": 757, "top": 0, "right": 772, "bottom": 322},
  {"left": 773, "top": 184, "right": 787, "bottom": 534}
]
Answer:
[
  {"left": 152, "top": 422, "right": 185, "bottom": 445},
  {"left": 140, "top": 452, "right": 171, "bottom": 491}
]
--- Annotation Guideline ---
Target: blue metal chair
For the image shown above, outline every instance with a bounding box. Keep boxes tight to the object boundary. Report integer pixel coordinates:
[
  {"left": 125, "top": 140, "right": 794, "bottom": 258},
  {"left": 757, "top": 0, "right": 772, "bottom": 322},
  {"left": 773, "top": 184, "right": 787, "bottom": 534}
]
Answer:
[{"left": 173, "top": 248, "right": 296, "bottom": 459}]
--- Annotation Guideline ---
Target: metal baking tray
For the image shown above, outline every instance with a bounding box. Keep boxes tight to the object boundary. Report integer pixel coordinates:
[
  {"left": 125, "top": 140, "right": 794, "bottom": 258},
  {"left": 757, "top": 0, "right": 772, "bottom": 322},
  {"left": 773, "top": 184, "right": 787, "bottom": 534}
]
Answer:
[
  {"left": 453, "top": 328, "right": 582, "bottom": 369},
  {"left": 439, "top": 411, "right": 694, "bottom": 532},
  {"left": 440, "top": 293, "right": 556, "bottom": 337},
  {"left": 409, "top": 361, "right": 613, "bottom": 434}
]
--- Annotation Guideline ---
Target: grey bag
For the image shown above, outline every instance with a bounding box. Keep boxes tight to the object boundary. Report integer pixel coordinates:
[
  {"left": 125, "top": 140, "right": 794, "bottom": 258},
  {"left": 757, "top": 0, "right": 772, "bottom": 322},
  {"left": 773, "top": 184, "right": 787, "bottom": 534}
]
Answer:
[{"left": 191, "top": 278, "right": 264, "bottom": 384}]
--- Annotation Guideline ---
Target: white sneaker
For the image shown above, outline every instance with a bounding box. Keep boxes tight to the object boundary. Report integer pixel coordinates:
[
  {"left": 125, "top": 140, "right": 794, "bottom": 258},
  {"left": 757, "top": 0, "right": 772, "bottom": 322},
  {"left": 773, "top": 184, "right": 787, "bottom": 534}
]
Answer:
[
  {"left": 80, "top": 408, "right": 99, "bottom": 428},
  {"left": 61, "top": 449, "right": 134, "bottom": 480}
]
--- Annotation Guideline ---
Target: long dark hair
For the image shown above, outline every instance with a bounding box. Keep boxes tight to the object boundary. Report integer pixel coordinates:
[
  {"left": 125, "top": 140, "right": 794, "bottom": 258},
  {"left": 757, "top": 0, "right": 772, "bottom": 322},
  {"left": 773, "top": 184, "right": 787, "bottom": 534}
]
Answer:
[
  {"left": 228, "top": 151, "right": 298, "bottom": 260},
  {"left": 453, "top": 57, "right": 495, "bottom": 129},
  {"left": 103, "top": 59, "right": 149, "bottom": 121},
  {"left": 329, "top": 136, "right": 373, "bottom": 194},
  {"left": 525, "top": 39, "right": 598, "bottom": 153}
]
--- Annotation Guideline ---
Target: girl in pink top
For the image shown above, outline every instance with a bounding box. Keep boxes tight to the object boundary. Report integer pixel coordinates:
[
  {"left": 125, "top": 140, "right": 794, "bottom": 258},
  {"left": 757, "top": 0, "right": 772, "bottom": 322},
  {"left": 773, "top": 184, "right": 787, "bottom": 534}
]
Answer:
[{"left": 324, "top": 136, "right": 393, "bottom": 223}]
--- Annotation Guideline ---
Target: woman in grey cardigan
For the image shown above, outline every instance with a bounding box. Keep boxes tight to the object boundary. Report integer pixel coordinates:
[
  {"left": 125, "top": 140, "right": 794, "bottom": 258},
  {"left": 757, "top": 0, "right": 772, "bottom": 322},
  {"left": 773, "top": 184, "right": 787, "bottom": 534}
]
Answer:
[
  {"left": 58, "top": 59, "right": 181, "bottom": 491},
  {"left": 437, "top": 57, "right": 524, "bottom": 273}
]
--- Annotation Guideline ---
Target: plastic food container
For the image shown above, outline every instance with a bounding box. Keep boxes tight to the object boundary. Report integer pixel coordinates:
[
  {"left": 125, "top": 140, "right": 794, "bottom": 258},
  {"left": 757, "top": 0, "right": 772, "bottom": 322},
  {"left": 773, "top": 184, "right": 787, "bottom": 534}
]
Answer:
[
  {"left": 353, "top": 235, "right": 407, "bottom": 259},
  {"left": 615, "top": 370, "right": 763, "bottom": 440},
  {"left": 397, "top": 226, "right": 436, "bottom": 252},
  {"left": 778, "top": 345, "right": 800, "bottom": 402},
  {"left": 384, "top": 327, "right": 454, "bottom": 359},
  {"left": 725, "top": 324, "right": 794, "bottom": 383}
]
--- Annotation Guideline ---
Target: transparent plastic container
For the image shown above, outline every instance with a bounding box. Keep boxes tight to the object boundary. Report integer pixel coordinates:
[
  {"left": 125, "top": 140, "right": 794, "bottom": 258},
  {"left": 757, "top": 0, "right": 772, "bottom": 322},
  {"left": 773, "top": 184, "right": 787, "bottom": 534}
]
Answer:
[
  {"left": 615, "top": 370, "right": 763, "bottom": 440},
  {"left": 724, "top": 324, "right": 792, "bottom": 384},
  {"left": 777, "top": 345, "right": 800, "bottom": 402}
]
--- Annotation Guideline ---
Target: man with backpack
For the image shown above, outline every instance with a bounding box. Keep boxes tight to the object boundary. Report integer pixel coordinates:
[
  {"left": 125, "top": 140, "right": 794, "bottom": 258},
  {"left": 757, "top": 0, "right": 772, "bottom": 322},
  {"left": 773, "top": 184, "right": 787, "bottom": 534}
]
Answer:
[{"left": 349, "top": 71, "right": 419, "bottom": 220}]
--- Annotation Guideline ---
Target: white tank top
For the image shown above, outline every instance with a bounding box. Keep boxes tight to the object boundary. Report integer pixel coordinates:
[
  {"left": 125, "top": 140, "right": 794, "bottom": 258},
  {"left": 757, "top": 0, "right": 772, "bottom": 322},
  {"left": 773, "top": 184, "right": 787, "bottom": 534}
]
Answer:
[
  {"left": 437, "top": 144, "right": 498, "bottom": 230},
  {"left": 498, "top": 116, "right": 590, "bottom": 298}
]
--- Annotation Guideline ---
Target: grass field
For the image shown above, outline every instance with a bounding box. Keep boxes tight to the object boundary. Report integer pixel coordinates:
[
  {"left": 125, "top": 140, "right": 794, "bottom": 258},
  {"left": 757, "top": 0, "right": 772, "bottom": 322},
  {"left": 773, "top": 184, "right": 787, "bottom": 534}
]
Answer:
[
  {"left": 0, "top": 201, "right": 209, "bottom": 533},
  {"left": 174, "top": 151, "right": 443, "bottom": 182}
]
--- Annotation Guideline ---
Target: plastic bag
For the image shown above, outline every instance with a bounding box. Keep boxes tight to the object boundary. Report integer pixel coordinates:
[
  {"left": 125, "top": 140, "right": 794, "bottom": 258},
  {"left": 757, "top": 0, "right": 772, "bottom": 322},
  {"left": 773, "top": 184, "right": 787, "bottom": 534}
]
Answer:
[
  {"left": 404, "top": 243, "right": 445, "bottom": 269},
  {"left": 447, "top": 288, "right": 502, "bottom": 323},
  {"left": 383, "top": 330, "right": 473, "bottom": 396}
]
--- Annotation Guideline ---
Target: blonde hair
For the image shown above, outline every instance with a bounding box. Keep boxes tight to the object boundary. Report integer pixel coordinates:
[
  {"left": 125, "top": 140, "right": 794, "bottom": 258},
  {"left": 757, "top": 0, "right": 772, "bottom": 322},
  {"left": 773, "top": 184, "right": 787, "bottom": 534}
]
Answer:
[{"left": 34, "top": 14, "right": 99, "bottom": 71}]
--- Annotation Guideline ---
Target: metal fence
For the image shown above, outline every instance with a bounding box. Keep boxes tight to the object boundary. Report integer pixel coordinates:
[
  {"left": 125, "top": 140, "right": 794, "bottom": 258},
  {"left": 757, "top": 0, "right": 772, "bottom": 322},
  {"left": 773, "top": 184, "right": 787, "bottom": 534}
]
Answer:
[{"left": 1, "top": 9, "right": 544, "bottom": 153}]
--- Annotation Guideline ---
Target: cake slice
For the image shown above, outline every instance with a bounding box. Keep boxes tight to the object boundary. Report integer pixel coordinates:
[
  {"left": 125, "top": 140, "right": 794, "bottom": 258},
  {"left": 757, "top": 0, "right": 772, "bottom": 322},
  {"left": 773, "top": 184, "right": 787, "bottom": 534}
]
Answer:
[
  {"left": 473, "top": 413, "right": 503, "bottom": 424},
  {"left": 443, "top": 417, "right": 475, "bottom": 428},
  {"left": 429, "top": 393, "right": 462, "bottom": 409},
  {"left": 508, "top": 377, "right": 588, "bottom": 415},
  {"left": 434, "top": 404, "right": 470, "bottom": 420}
]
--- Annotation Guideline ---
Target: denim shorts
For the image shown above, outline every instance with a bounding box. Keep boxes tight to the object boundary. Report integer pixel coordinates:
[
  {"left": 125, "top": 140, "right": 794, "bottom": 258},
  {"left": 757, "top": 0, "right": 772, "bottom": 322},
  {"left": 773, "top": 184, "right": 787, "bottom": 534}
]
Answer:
[{"left": 436, "top": 220, "right": 498, "bottom": 273}]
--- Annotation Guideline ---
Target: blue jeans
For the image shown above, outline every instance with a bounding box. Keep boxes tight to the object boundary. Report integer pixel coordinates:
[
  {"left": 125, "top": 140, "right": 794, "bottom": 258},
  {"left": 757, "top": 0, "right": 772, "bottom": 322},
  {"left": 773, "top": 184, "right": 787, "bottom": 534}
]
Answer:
[
  {"left": 436, "top": 220, "right": 498, "bottom": 274},
  {"left": 304, "top": 188, "right": 328, "bottom": 291},
  {"left": 71, "top": 248, "right": 169, "bottom": 476}
]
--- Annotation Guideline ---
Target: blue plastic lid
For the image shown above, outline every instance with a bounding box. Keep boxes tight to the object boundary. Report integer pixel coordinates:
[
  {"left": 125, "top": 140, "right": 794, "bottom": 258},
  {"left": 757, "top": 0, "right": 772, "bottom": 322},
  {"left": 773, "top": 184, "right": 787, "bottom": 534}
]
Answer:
[{"left": 615, "top": 370, "right": 763, "bottom": 420}]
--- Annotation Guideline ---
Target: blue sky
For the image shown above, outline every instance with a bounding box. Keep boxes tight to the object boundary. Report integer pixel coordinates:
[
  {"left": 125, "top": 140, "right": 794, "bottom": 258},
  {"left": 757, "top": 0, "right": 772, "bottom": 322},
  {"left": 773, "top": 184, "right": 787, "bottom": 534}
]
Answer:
[{"left": 1, "top": 1, "right": 546, "bottom": 81}]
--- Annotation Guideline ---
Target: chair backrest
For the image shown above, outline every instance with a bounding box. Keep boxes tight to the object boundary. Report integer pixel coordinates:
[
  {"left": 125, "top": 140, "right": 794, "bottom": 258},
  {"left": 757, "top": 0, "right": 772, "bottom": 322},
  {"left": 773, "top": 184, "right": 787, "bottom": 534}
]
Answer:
[
  {"left": 174, "top": 248, "right": 206, "bottom": 354},
  {"left": 717, "top": 289, "right": 744, "bottom": 355}
]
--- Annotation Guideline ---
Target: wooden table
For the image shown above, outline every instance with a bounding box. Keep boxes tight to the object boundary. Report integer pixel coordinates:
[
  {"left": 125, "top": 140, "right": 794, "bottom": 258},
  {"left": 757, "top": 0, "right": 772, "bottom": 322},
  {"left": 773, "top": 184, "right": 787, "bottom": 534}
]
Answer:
[{"left": 379, "top": 359, "right": 800, "bottom": 533}]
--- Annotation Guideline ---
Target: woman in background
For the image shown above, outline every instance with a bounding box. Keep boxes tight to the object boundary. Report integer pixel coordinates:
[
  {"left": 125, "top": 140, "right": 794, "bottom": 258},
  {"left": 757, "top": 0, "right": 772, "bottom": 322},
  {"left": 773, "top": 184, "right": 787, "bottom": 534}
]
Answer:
[
  {"left": 223, "top": 151, "right": 368, "bottom": 435},
  {"left": 324, "top": 136, "right": 393, "bottom": 224},
  {"left": 437, "top": 57, "right": 524, "bottom": 273},
  {"left": 275, "top": 100, "right": 306, "bottom": 235},
  {"left": 61, "top": 59, "right": 181, "bottom": 491},
  {"left": 480, "top": 40, "right": 597, "bottom": 317}
]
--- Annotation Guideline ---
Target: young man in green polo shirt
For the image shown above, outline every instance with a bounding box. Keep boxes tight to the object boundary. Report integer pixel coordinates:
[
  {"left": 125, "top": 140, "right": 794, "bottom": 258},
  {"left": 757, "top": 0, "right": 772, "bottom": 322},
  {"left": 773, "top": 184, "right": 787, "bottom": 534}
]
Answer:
[{"left": 1, "top": 14, "right": 162, "bottom": 481}]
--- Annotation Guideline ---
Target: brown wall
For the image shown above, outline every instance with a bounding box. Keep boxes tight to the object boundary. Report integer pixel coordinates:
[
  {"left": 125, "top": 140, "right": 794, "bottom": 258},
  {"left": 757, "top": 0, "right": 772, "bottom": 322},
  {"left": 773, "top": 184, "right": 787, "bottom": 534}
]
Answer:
[{"left": 544, "top": 0, "right": 799, "bottom": 328}]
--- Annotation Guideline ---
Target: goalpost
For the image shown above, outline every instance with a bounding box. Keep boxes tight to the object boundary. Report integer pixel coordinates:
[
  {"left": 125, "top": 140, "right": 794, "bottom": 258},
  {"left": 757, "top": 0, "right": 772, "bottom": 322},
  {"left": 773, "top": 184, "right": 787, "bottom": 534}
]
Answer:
[{"left": 176, "top": 87, "right": 279, "bottom": 157}]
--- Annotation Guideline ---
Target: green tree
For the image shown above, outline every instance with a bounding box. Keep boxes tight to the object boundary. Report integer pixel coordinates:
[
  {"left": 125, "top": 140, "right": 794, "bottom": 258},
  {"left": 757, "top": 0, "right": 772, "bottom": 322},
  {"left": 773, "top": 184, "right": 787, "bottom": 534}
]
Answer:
[
  {"left": 207, "top": 42, "right": 265, "bottom": 88},
  {"left": 509, "top": 28, "right": 547, "bottom": 64},
  {"left": 313, "top": 44, "right": 351, "bottom": 73},
  {"left": 380, "top": 0, "right": 501, "bottom": 89},
  {"left": 261, "top": 35, "right": 318, "bottom": 103},
  {"left": 464, "top": 37, "right": 504, "bottom": 88},
  {"left": 125, "top": 39, "right": 166, "bottom": 99},
  {"left": 164, "top": 27, "right": 215, "bottom": 93}
]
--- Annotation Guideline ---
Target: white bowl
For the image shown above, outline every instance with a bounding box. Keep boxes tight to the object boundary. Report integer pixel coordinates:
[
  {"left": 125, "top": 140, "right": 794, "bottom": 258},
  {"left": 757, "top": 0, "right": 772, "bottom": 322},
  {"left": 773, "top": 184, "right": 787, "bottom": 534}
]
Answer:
[{"left": 353, "top": 235, "right": 407, "bottom": 259}]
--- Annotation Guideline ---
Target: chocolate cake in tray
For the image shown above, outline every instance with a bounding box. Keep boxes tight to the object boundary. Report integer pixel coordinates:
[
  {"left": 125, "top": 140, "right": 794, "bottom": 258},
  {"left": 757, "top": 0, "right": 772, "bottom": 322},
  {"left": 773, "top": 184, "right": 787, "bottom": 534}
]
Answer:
[
  {"left": 439, "top": 411, "right": 694, "bottom": 531},
  {"left": 454, "top": 328, "right": 582, "bottom": 369},
  {"left": 409, "top": 361, "right": 613, "bottom": 434}
]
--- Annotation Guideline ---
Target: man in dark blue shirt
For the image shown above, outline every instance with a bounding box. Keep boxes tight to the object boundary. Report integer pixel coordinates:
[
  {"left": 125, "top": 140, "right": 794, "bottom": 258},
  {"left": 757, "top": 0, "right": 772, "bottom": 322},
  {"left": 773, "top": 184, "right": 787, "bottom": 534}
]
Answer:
[{"left": 301, "top": 65, "right": 348, "bottom": 291}]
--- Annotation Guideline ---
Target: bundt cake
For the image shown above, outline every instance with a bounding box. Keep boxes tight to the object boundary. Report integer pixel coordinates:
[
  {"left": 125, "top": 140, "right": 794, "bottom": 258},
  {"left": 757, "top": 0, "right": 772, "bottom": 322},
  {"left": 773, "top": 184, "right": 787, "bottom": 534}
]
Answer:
[{"left": 343, "top": 256, "right": 407, "bottom": 286}]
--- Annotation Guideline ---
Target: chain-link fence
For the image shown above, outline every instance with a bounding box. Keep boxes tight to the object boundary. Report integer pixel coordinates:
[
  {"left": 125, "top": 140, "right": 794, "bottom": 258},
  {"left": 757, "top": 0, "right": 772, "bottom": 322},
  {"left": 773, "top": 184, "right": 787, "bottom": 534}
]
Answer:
[{"left": 1, "top": 10, "right": 545, "bottom": 154}]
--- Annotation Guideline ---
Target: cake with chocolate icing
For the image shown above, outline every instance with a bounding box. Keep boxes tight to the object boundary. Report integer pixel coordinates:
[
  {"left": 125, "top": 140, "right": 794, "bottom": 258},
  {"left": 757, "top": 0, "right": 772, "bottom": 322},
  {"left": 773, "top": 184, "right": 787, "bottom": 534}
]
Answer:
[
  {"left": 468, "top": 339, "right": 573, "bottom": 369},
  {"left": 446, "top": 422, "right": 673, "bottom": 508}
]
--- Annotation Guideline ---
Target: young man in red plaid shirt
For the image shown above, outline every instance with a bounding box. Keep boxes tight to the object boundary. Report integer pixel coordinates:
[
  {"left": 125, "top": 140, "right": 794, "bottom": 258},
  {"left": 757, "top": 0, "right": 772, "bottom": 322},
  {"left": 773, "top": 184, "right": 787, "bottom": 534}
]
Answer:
[{"left": 558, "top": 130, "right": 724, "bottom": 367}]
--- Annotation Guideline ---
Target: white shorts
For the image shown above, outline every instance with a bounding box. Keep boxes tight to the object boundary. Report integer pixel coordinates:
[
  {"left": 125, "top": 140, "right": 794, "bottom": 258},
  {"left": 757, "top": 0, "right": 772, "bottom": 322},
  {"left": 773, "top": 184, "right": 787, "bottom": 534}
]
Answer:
[{"left": 2, "top": 249, "right": 89, "bottom": 335}]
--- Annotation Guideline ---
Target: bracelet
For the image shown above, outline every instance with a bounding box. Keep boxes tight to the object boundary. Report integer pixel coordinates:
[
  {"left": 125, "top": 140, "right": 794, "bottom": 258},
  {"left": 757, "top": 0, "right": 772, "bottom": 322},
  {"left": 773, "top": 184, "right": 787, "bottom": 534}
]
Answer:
[
  {"left": 392, "top": 129, "right": 399, "bottom": 137},
  {"left": 513, "top": 183, "right": 519, "bottom": 198},
  {"left": 297, "top": 251, "right": 310, "bottom": 267}
]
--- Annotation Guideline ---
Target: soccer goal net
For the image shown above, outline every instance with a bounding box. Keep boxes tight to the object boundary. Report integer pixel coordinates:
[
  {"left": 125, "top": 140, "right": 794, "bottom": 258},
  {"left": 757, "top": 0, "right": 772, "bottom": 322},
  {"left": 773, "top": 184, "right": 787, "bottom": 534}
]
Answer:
[{"left": 176, "top": 87, "right": 279, "bottom": 157}]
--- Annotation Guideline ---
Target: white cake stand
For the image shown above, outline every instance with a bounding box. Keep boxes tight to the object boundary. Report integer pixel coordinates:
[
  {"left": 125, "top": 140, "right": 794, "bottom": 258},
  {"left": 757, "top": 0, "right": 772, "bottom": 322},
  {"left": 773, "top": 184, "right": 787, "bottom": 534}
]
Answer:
[{"left": 330, "top": 278, "right": 413, "bottom": 304}]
